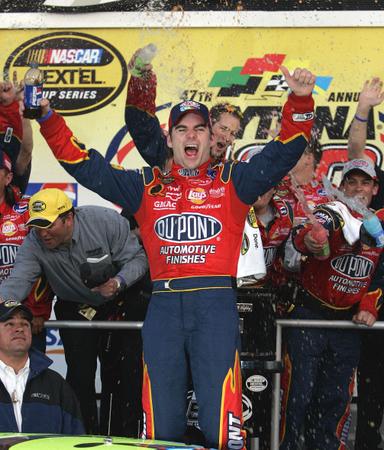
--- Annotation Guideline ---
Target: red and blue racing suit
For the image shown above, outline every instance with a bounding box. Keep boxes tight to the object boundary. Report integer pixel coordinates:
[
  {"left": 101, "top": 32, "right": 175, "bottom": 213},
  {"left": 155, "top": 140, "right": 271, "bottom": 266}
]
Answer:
[{"left": 38, "top": 91, "right": 314, "bottom": 450}]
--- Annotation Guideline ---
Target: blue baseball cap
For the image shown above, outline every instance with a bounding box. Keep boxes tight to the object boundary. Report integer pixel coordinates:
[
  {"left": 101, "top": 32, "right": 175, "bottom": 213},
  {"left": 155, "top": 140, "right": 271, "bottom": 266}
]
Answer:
[
  {"left": 0, "top": 300, "right": 32, "bottom": 322},
  {"left": 168, "top": 100, "right": 210, "bottom": 130}
]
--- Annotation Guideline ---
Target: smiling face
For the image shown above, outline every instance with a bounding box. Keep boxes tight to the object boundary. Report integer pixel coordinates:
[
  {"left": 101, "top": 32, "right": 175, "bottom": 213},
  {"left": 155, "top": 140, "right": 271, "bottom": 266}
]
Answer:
[
  {"left": 0, "top": 312, "right": 31, "bottom": 360},
  {"left": 341, "top": 171, "right": 379, "bottom": 207},
  {"left": 211, "top": 112, "right": 241, "bottom": 160},
  {"left": 167, "top": 112, "right": 213, "bottom": 169}
]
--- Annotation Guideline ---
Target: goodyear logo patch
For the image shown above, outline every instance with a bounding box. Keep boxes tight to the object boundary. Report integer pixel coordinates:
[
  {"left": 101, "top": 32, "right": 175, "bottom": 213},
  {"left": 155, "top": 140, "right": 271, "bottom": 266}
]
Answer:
[
  {"left": 154, "top": 213, "right": 222, "bottom": 243},
  {"left": 5, "top": 31, "right": 127, "bottom": 116}
]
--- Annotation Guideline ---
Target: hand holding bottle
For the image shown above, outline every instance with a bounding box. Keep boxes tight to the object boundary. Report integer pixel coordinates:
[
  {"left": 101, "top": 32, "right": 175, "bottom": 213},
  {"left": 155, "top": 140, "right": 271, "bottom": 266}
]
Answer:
[
  {"left": 23, "top": 62, "right": 44, "bottom": 119},
  {"left": 307, "top": 221, "right": 330, "bottom": 260},
  {"left": 128, "top": 44, "right": 157, "bottom": 78},
  {"left": 363, "top": 211, "right": 384, "bottom": 247}
]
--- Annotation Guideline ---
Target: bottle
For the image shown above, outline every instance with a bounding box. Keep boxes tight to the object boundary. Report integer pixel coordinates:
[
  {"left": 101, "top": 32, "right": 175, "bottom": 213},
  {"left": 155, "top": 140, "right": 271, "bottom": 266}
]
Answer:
[
  {"left": 310, "top": 221, "right": 330, "bottom": 260},
  {"left": 23, "top": 62, "right": 44, "bottom": 119},
  {"left": 130, "top": 44, "right": 157, "bottom": 77},
  {"left": 363, "top": 211, "right": 384, "bottom": 247}
]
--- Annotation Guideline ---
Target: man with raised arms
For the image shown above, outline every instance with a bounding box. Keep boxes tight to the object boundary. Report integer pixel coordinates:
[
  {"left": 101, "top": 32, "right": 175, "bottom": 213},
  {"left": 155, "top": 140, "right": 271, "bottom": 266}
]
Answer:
[{"left": 34, "top": 65, "right": 315, "bottom": 450}]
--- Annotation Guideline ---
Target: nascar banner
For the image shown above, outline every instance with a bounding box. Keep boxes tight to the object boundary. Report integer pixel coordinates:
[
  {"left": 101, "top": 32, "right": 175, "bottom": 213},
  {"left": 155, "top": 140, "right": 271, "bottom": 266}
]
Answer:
[{"left": 1, "top": 27, "right": 384, "bottom": 204}]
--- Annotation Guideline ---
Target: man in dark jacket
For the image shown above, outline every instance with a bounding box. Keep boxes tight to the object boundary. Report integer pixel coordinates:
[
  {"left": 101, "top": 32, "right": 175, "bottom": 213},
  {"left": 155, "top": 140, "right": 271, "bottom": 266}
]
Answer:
[{"left": 0, "top": 300, "right": 84, "bottom": 434}]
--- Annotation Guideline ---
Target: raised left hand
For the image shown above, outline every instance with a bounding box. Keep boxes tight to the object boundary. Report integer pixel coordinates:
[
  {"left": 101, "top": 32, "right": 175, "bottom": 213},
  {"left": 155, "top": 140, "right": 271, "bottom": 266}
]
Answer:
[{"left": 280, "top": 66, "right": 316, "bottom": 97}]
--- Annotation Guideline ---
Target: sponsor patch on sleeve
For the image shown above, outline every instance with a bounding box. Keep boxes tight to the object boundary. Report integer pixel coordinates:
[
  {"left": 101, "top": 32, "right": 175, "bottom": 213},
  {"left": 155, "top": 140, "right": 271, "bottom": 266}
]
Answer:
[{"left": 292, "top": 112, "right": 314, "bottom": 122}]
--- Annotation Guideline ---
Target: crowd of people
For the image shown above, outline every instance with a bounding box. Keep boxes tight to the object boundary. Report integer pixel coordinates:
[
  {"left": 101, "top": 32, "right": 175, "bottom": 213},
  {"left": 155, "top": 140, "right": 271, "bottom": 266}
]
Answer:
[{"left": 0, "top": 51, "right": 383, "bottom": 450}]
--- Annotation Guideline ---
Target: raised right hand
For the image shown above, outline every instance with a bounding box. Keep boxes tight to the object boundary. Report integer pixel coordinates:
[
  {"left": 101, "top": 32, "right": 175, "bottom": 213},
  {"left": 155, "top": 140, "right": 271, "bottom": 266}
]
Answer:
[
  {"left": 358, "top": 78, "right": 384, "bottom": 110},
  {"left": 127, "top": 48, "right": 153, "bottom": 77}
]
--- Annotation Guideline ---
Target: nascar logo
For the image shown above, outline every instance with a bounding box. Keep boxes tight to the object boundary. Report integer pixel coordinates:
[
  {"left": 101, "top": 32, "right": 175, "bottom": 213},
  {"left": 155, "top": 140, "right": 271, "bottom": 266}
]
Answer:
[
  {"left": 31, "top": 201, "right": 46, "bottom": 212},
  {"left": 5, "top": 32, "right": 127, "bottom": 116},
  {"left": 331, "top": 254, "right": 373, "bottom": 279},
  {"left": 42, "top": 48, "right": 102, "bottom": 64},
  {"left": 154, "top": 213, "right": 222, "bottom": 243}
]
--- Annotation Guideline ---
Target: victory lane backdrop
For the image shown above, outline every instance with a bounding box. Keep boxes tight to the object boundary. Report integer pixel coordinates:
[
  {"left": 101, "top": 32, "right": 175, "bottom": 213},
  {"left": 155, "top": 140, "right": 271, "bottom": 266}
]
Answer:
[{"left": 2, "top": 27, "right": 384, "bottom": 207}]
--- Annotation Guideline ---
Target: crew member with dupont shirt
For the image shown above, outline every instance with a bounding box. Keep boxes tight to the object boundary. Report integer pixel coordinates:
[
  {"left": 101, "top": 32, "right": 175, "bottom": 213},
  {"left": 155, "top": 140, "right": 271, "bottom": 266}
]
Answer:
[
  {"left": 35, "top": 66, "right": 315, "bottom": 450},
  {"left": 280, "top": 158, "right": 384, "bottom": 450}
]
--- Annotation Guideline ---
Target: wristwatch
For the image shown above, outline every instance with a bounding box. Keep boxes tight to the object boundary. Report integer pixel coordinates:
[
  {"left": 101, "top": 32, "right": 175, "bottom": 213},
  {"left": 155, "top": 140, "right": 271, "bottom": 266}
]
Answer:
[{"left": 114, "top": 275, "right": 126, "bottom": 294}]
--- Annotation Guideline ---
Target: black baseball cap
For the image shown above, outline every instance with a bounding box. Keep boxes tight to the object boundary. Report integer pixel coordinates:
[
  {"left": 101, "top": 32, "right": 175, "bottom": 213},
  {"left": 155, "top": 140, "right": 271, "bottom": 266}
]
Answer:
[
  {"left": 0, "top": 301, "right": 33, "bottom": 322},
  {"left": 168, "top": 100, "right": 210, "bottom": 130}
]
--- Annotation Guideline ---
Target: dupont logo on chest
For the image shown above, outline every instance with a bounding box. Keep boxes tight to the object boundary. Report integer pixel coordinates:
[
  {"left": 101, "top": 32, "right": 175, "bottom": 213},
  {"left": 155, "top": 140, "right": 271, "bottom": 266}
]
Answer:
[
  {"left": 0, "top": 244, "right": 19, "bottom": 266},
  {"left": 331, "top": 254, "right": 374, "bottom": 279},
  {"left": 154, "top": 213, "right": 222, "bottom": 243}
]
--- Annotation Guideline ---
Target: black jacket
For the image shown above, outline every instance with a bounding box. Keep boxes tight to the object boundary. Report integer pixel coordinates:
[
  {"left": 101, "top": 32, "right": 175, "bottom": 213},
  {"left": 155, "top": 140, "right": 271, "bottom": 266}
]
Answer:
[{"left": 0, "top": 348, "right": 84, "bottom": 434}]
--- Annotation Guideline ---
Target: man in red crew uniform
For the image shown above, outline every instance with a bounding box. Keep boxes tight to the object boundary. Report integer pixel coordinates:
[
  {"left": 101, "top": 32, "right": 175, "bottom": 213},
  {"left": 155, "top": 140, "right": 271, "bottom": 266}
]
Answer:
[
  {"left": 237, "top": 188, "right": 294, "bottom": 450},
  {"left": 280, "top": 158, "right": 383, "bottom": 450},
  {"left": 34, "top": 66, "right": 315, "bottom": 450},
  {"left": 273, "top": 130, "right": 331, "bottom": 280},
  {"left": 0, "top": 81, "right": 35, "bottom": 193},
  {"left": 277, "top": 130, "right": 328, "bottom": 220},
  {"left": 0, "top": 82, "right": 52, "bottom": 352},
  {"left": 346, "top": 77, "right": 384, "bottom": 450}
]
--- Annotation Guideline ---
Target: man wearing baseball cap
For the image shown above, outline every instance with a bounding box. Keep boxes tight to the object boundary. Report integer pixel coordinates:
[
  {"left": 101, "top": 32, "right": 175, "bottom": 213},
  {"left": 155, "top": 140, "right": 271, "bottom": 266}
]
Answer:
[
  {"left": 36, "top": 57, "right": 316, "bottom": 449},
  {"left": 280, "top": 158, "right": 383, "bottom": 449},
  {"left": 0, "top": 300, "right": 84, "bottom": 433},
  {"left": 26, "top": 187, "right": 73, "bottom": 229},
  {"left": 341, "top": 157, "right": 378, "bottom": 181},
  {"left": 347, "top": 80, "right": 384, "bottom": 449},
  {"left": 0, "top": 187, "right": 148, "bottom": 436}
]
